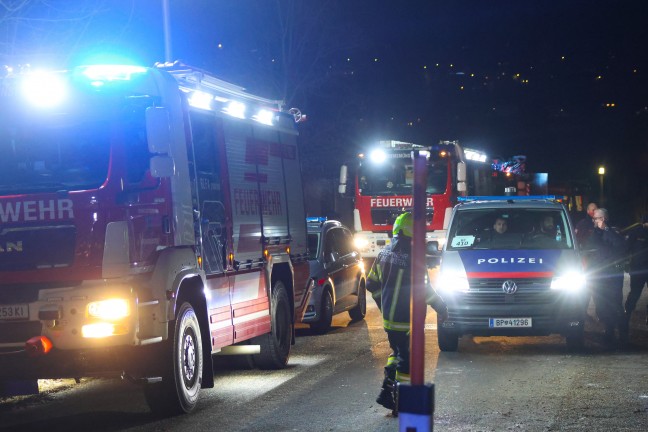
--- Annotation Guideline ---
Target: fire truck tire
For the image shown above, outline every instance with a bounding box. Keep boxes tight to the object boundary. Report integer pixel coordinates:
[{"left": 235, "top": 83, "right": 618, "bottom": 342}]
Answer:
[
  {"left": 348, "top": 282, "right": 367, "bottom": 321},
  {"left": 254, "top": 281, "right": 292, "bottom": 369},
  {"left": 437, "top": 326, "right": 459, "bottom": 352},
  {"left": 310, "top": 289, "right": 333, "bottom": 334},
  {"left": 144, "top": 301, "right": 203, "bottom": 415}
]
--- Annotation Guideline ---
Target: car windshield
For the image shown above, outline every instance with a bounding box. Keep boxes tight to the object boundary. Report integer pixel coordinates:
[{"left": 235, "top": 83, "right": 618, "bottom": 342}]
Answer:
[
  {"left": 358, "top": 159, "right": 448, "bottom": 196},
  {"left": 447, "top": 208, "right": 573, "bottom": 250},
  {"left": 0, "top": 112, "right": 113, "bottom": 193}
]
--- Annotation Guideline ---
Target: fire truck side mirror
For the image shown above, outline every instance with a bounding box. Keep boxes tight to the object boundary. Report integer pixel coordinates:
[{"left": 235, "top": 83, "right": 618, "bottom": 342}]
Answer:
[
  {"left": 146, "top": 107, "right": 172, "bottom": 154},
  {"left": 150, "top": 155, "right": 175, "bottom": 178},
  {"left": 338, "top": 165, "right": 348, "bottom": 194},
  {"left": 457, "top": 161, "right": 467, "bottom": 182}
]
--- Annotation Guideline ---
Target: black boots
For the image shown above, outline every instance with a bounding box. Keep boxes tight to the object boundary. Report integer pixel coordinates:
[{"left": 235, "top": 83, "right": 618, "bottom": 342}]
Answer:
[{"left": 376, "top": 377, "right": 397, "bottom": 415}]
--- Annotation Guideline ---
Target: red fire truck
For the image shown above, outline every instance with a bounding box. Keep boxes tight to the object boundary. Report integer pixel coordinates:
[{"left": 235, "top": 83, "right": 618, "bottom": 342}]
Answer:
[
  {"left": 338, "top": 140, "right": 493, "bottom": 258},
  {"left": 0, "top": 62, "right": 311, "bottom": 414}
]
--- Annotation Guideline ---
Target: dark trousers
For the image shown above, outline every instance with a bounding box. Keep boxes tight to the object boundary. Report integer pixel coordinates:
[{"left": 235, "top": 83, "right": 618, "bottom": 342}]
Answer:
[
  {"left": 625, "top": 271, "right": 648, "bottom": 315},
  {"left": 385, "top": 330, "right": 410, "bottom": 380},
  {"left": 591, "top": 273, "right": 625, "bottom": 333}
]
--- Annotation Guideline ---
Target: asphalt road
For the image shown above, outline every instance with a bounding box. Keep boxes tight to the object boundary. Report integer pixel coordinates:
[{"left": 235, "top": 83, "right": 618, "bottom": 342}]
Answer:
[{"left": 1, "top": 276, "right": 647, "bottom": 432}]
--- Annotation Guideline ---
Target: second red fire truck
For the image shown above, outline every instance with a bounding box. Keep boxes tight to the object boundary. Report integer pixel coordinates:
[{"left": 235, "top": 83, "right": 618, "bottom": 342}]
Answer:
[
  {"left": 338, "top": 140, "right": 494, "bottom": 258},
  {"left": 0, "top": 62, "right": 312, "bottom": 413}
]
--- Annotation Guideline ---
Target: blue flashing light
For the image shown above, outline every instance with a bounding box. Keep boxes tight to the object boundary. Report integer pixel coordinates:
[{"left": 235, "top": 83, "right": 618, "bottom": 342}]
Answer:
[
  {"left": 307, "top": 217, "right": 327, "bottom": 223},
  {"left": 458, "top": 195, "right": 556, "bottom": 202},
  {"left": 79, "top": 65, "right": 147, "bottom": 82}
]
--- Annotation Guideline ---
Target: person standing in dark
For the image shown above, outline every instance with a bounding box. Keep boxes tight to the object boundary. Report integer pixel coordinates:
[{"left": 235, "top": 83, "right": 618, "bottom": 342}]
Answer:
[
  {"left": 586, "top": 208, "right": 627, "bottom": 344},
  {"left": 575, "top": 202, "right": 598, "bottom": 246},
  {"left": 624, "top": 215, "right": 648, "bottom": 326},
  {"left": 366, "top": 212, "right": 447, "bottom": 414}
]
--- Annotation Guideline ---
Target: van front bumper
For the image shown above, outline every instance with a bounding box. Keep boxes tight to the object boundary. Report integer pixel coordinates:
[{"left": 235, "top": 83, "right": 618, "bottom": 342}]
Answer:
[{"left": 439, "top": 287, "right": 588, "bottom": 337}]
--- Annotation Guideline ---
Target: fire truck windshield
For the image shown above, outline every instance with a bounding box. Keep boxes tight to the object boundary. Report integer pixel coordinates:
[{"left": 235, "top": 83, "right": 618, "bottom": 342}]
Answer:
[
  {"left": 358, "top": 159, "right": 448, "bottom": 196},
  {"left": 0, "top": 112, "right": 112, "bottom": 193}
]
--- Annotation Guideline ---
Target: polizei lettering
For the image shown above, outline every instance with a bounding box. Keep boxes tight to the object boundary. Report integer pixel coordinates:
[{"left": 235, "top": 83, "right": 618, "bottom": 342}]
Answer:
[
  {"left": 370, "top": 197, "right": 434, "bottom": 208},
  {"left": 477, "top": 257, "right": 544, "bottom": 264},
  {"left": 0, "top": 199, "right": 74, "bottom": 223}
]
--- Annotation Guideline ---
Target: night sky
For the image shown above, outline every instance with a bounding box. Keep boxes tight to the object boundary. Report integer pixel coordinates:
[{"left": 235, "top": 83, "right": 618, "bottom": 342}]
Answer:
[{"left": 1, "top": 0, "right": 647, "bottom": 220}]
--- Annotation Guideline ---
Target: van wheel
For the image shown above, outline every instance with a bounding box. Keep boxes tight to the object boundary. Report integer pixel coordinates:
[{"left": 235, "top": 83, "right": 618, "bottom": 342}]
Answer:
[
  {"left": 254, "top": 281, "right": 292, "bottom": 369},
  {"left": 144, "top": 301, "right": 203, "bottom": 415},
  {"left": 437, "top": 326, "right": 459, "bottom": 352},
  {"left": 311, "top": 289, "right": 333, "bottom": 334},
  {"left": 349, "top": 283, "right": 367, "bottom": 321}
]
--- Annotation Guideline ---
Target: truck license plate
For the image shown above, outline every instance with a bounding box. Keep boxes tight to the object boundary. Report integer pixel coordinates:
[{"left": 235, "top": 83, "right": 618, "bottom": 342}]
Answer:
[
  {"left": 0, "top": 304, "right": 29, "bottom": 320},
  {"left": 489, "top": 317, "right": 532, "bottom": 328}
]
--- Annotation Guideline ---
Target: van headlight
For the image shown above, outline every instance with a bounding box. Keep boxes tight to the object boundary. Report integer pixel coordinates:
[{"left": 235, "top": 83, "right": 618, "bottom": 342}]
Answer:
[
  {"left": 550, "top": 272, "right": 586, "bottom": 291},
  {"left": 436, "top": 272, "right": 470, "bottom": 293}
]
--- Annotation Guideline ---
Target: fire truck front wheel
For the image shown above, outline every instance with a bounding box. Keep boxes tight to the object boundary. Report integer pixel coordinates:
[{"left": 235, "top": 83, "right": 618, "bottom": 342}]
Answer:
[
  {"left": 254, "top": 281, "right": 292, "bottom": 369},
  {"left": 144, "top": 301, "right": 204, "bottom": 415}
]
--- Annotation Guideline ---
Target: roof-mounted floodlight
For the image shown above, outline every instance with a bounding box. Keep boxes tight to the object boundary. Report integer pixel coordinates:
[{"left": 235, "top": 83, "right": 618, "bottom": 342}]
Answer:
[
  {"left": 223, "top": 101, "right": 246, "bottom": 119},
  {"left": 464, "top": 148, "right": 488, "bottom": 163},
  {"left": 188, "top": 90, "right": 214, "bottom": 111},
  {"left": 369, "top": 149, "right": 387, "bottom": 164},
  {"left": 253, "top": 109, "right": 274, "bottom": 126},
  {"left": 21, "top": 72, "right": 68, "bottom": 108}
]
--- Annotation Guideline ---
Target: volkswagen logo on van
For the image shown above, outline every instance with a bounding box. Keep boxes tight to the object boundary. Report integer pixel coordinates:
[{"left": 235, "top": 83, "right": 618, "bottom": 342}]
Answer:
[{"left": 502, "top": 280, "right": 518, "bottom": 294}]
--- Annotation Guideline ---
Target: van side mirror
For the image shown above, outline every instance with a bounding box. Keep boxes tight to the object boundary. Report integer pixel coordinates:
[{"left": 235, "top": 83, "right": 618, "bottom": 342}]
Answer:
[{"left": 146, "top": 107, "right": 172, "bottom": 154}]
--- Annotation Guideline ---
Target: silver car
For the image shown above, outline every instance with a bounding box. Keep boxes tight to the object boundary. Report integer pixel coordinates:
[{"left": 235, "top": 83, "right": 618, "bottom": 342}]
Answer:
[{"left": 302, "top": 218, "right": 367, "bottom": 333}]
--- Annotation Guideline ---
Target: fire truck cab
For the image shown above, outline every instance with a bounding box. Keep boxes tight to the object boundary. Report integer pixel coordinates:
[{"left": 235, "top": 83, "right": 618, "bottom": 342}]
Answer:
[
  {"left": 338, "top": 140, "right": 493, "bottom": 259},
  {"left": 0, "top": 63, "right": 311, "bottom": 414}
]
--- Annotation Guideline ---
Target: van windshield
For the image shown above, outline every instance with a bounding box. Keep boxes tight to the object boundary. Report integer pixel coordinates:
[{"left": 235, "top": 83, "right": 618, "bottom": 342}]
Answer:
[{"left": 447, "top": 208, "right": 573, "bottom": 250}]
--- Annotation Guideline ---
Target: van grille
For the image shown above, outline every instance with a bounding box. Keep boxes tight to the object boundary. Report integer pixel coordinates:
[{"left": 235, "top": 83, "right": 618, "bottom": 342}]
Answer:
[{"left": 465, "top": 277, "right": 553, "bottom": 305}]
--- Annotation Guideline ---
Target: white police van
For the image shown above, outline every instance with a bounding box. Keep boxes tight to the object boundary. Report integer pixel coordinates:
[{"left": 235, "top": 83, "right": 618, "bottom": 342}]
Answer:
[{"left": 434, "top": 196, "right": 588, "bottom": 351}]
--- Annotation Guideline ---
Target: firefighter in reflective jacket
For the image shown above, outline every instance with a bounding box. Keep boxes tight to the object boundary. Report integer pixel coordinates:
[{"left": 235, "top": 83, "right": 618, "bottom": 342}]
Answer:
[{"left": 367, "top": 212, "right": 448, "bottom": 412}]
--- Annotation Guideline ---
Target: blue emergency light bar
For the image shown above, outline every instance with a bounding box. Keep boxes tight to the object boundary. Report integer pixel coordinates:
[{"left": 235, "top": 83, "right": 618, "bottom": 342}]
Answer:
[
  {"left": 458, "top": 195, "right": 556, "bottom": 202},
  {"left": 306, "top": 216, "right": 327, "bottom": 223}
]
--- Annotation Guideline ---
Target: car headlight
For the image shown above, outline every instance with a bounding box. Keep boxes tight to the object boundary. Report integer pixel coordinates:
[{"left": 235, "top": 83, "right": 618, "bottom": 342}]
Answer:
[
  {"left": 550, "top": 272, "right": 586, "bottom": 291},
  {"left": 87, "top": 298, "right": 131, "bottom": 320},
  {"left": 354, "top": 235, "right": 369, "bottom": 250},
  {"left": 436, "top": 272, "right": 470, "bottom": 293}
]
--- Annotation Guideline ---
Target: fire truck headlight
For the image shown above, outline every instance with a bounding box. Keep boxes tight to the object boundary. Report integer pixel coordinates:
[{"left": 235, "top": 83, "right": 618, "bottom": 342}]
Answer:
[
  {"left": 82, "top": 322, "right": 129, "bottom": 338},
  {"left": 436, "top": 272, "right": 469, "bottom": 293},
  {"left": 354, "top": 235, "right": 369, "bottom": 250},
  {"left": 550, "top": 272, "right": 586, "bottom": 291},
  {"left": 87, "top": 299, "right": 131, "bottom": 321}
]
